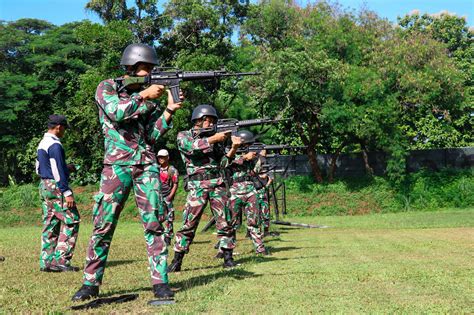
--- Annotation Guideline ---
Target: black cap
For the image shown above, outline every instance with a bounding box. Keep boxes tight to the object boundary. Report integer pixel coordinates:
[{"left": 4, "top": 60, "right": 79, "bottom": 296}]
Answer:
[{"left": 48, "top": 114, "right": 70, "bottom": 129}]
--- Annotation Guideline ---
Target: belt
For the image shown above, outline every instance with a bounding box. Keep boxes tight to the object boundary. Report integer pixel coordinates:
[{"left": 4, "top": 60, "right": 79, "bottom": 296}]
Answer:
[
  {"left": 232, "top": 175, "right": 254, "bottom": 183},
  {"left": 188, "top": 173, "right": 221, "bottom": 181}
]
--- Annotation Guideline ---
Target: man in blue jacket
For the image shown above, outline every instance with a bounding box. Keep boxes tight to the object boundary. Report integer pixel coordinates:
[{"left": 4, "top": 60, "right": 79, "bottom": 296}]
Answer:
[{"left": 36, "top": 114, "right": 80, "bottom": 272}]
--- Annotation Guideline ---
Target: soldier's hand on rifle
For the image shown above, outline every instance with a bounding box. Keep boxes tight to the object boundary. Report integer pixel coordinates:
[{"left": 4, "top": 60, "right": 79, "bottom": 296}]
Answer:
[
  {"left": 259, "top": 149, "right": 267, "bottom": 157},
  {"left": 165, "top": 89, "right": 184, "bottom": 113},
  {"left": 65, "top": 195, "right": 75, "bottom": 209},
  {"left": 209, "top": 130, "right": 231, "bottom": 144},
  {"left": 244, "top": 151, "right": 257, "bottom": 161},
  {"left": 139, "top": 84, "right": 165, "bottom": 100},
  {"left": 231, "top": 136, "right": 243, "bottom": 148}
]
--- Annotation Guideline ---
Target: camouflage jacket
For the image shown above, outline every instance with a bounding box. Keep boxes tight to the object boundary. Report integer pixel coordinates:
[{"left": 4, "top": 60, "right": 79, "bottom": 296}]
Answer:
[
  {"left": 228, "top": 154, "right": 262, "bottom": 194},
  {"left": 177, "top": 129, "right": 231, "bottom": 190},
  {"left": 96, "top": 79, "right": 171, "bottom": 165}
]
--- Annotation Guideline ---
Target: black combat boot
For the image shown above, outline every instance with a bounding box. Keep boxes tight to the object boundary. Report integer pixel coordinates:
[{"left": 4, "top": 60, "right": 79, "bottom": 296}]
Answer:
[
  {"left": 153, "top": 283, "right": 175, "bottom": 300},
  {"left": 71, "top": 285, "right": 99, "bottom": 301},
  {"left": 222, "top": 249, "right": 238, "bottom": 268},
  {"left": 167, "top": 251, "right": 185, "bottom": 272}
]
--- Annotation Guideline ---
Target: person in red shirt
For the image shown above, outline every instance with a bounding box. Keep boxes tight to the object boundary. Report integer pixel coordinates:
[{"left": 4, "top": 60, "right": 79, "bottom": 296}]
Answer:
[{"left": 157, "top": 149, "right": 179, "bottom": 246}]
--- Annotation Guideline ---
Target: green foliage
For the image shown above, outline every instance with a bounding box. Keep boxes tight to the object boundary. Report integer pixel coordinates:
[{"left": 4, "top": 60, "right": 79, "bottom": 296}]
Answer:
[
  {"left": 283, "top": 168, "right": 473, "bottom": 216},
  {"left": 0, "top": 183, "right": 39, "bottom": 213},
  {"left": 0, "top": 1, "right": 471, "bottom": 186}
]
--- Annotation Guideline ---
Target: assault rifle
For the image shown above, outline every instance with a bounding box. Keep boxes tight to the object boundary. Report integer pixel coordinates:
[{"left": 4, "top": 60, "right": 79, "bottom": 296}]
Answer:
[
  {"left": 115, "top": 68, "right": 260, "bottom": 103},
  {"left": 197, "top": 118, "right": 287, "bottom": 136},
  {"left": 237, "top": 143, "right": 307, "bottom": 154}
]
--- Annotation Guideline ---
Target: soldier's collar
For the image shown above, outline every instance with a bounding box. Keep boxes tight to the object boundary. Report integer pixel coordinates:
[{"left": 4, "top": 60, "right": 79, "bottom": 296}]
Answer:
[{"left": 44, "top": 132, "right": 60, "bottom": 141}]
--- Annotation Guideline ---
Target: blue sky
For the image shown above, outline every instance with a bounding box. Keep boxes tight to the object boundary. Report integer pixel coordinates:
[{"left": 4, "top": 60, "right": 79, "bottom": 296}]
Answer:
[{"left": 1, "top": 0, "right": 473, "bottom": 26}]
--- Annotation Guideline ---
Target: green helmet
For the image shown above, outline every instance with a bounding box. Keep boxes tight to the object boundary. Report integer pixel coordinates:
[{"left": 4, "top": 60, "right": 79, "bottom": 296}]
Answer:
[{"left": 120, "top": 43, "right": 159, "bottom": 66}]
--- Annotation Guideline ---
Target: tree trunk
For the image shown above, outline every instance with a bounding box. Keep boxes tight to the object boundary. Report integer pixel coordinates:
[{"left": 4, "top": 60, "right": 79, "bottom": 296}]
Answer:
[
  {"left": 307, "top": 148, "right": 323, "bottom": 183},
  {"left": 328, "top": 142, "right": 346, "bottom": 183},
  {"left": 360, "top": 142, "right": 374, "bottom": 175}
]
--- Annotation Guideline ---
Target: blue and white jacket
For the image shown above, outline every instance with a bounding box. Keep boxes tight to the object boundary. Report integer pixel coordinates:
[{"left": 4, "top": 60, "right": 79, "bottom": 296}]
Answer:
[{"left": 36, "top": 133, "right": 72, "bottom": 196}]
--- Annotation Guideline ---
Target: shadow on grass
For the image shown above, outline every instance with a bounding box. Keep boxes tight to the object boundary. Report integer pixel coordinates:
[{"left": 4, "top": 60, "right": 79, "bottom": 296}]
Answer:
[
  {"left": 106, "top": 260, "right": 137, "bottom": 267},
  {"left": 235, "top": 254, "right": 324, "bottom": 265},
  {"left": 100, "top": 268, "right": 259, "bottom": 297},
  {"left": 267, "top": 246, "right": 300, "bottom": 253},
  {"left": 192, "top": 240, "right": 211, "bottom": 244}
]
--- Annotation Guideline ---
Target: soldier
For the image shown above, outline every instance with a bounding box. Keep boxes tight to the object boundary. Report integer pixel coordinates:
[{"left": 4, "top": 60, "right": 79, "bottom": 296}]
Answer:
[
  {"left": 37, "top": 114, "right": 80, "bottom": 272},
  {"left": 226, "top": 130, "right": 269, "bottom": 255},
  {"left": 72, "top": 43, "right": 182, "bottom": 302},
  {"left": 254, "top": 170, "right": 279, "bottom": 237},
  {"left": 157, "top": 149, "right": 179, "bottom": 246},
  {"left": 168, "top": 105, "right": 241, "bottom": 272}
]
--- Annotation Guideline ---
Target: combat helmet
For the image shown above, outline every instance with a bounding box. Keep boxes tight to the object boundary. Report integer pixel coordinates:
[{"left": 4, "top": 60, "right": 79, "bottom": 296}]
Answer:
[
  {"left": 191, "top": 105, "right": 218, "bottom": 122},
  {"left": 235, "top": 130, "right": 256, "bottom": 145},
  {"left": 120, "top": 43, "right": 159, "bottom": 66}
]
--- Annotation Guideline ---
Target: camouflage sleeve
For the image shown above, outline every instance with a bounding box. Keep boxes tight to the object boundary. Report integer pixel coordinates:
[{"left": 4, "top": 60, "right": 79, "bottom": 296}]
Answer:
[
  {"left": 146, "top": 110, "right": 172, "bottom": 144},
  {"left": 177, "top": 132, "right": 213, "bottom": 155},
  {"left": 96, "top": 79, "right": 153, "bottom": 122},
  {"left": 232, "top": 155, "right": 246, "bottom": 166},
  {"left": 253, "top": 156, "right": 262, "bottom": 173}
]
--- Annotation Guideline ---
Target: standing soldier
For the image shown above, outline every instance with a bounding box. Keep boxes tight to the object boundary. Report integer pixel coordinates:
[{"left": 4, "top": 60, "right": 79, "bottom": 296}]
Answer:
[
  {"left": 157, "top": 149, "right": 179, "bottom": 246},
  {"left": 254, "top": 170, "right": 278, "bottom": 237},
  {"left": 72, "top": 43, "right": 182, "bottom": 302},
  {"left": 227, "top": 130, "right": 269, "bottom": 255},
  {"left": 168, "top": 105, "right": 241, "bottom": 272},
  {"left": 37, "top": 114, "right": 80, "bottom": 272}
]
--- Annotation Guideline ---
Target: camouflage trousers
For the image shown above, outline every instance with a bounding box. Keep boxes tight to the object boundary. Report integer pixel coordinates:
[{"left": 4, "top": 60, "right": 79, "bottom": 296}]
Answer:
[
  {"left": 163, "top": 198, "right": 175, "bottom": 239},
  {"left": 229, "top": 185, "right": 265, "bottom": 254},
  {"left": 174, "top": 183, "right": 235, "bottom": 253},
  {"left": 39, "top": 179, "right": 80, "bottom": 269},
  {"left": 256, "top": 189, "right": 271, "bottom": 229},
  {"left": 83, "top": 164, "right": 168, "bottom": 286}
]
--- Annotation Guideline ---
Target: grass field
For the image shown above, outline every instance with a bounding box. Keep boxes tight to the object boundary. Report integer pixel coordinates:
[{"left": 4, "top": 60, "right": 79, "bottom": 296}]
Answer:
[{"left": 0, "top": 209, "right": 473, "bottom": 313}]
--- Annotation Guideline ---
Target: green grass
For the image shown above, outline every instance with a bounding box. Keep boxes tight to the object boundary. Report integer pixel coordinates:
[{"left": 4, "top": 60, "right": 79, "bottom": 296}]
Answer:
[
  {"left": 0, "top": 209, "right": 473, "bottom": 313},
  {"left": 1, "top": 169, "right": 472, "bottom": 228}
]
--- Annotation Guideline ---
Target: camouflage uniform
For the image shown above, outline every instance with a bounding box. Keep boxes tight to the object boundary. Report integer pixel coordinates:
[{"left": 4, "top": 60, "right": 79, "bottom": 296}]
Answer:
[
  {"left": 159, "top": 165, "right": 179, "bottom": 239},
  {"left": 82, "top": 79, "right": 171, "bottom": 286},
  {"left": 173, "top": 129, "right": 235, "bottom": 253},
  {"left": 228, "top": 155, "right": 266, "bottom": 254},
  {"left": 255, "top": 175, "right": 272, "bottom": 230},
  {"left": 37, "top": 133, "right": 80, "bottom": 269}
]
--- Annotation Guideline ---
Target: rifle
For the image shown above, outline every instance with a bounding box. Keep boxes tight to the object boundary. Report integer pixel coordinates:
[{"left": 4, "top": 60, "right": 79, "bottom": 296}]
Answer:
[
  {"left": 115, "top": 68, "right": 260, "bottom": 103},
  {"left": 196, "top": 117, "right": 287, "bottom": 136},
  {"left": 238, "top": 143, "right": 307, "bottom": 154}
]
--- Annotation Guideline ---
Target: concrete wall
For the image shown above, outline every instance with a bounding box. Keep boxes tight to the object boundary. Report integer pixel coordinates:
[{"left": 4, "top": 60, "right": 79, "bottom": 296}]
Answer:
[{"left": 266, "top": 147, "right": 474, "bottom": 177}]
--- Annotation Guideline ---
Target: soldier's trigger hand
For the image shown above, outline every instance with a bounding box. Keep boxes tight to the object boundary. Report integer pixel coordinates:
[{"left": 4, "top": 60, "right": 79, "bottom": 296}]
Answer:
[
  {"left": 212, "top": 132, "right": 228, "bottom": 143},
  {"left": 140, "top": 84, "right": 165, "bottom": 100}
]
